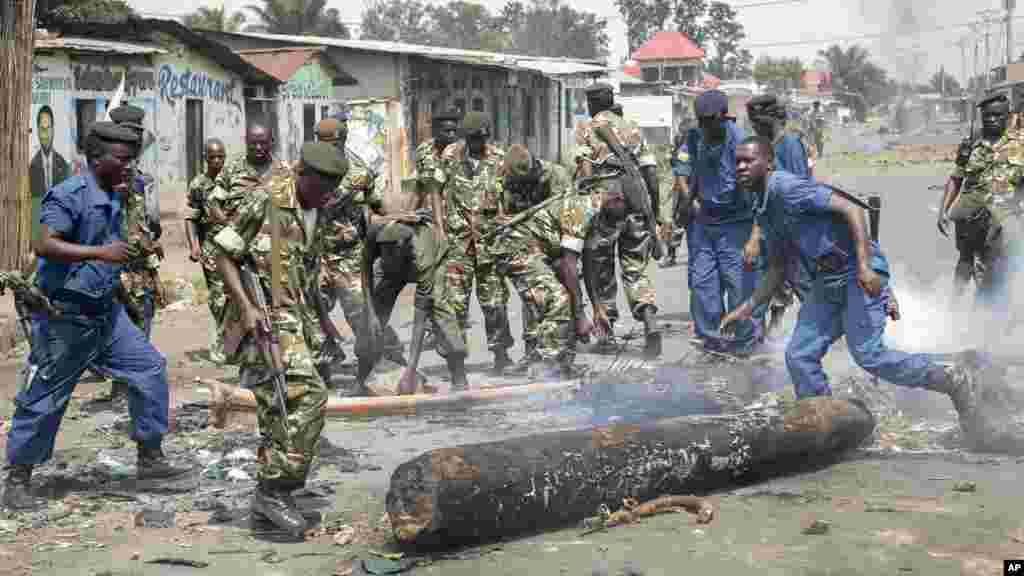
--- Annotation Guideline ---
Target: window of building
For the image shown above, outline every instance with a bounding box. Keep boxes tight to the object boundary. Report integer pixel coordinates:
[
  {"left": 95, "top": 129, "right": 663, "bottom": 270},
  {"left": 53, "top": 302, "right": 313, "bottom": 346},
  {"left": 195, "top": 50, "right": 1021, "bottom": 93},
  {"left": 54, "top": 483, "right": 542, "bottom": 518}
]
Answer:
[
  {"left": 565, "top": 88, "right": 572, "bottom": 125},
  {"left": 453, "top": 74, "right": 466, "bottom": 91},
  {"left": 662, "top": 66, "right": 680, "bottom": 82},
  {"left": 471, "top": 76, "right": 483, "bottom": 91},
  {"left": 321, "top": 105, "right": 329, "bottom": 120},
  {"left": 303, "top": 104, "right": 316, "bottom": 141},
  {"left": 472, "top": 97, "right": 485, "bottom": 112},
  {"left": 454, "top": 98, "right": 466, "bottom": 116},
  {"left": 75, "top": 98, "right": 97, "bottom": 152},
  {"left": 641, "top": 67, "right": 659, "bottom": 83}
]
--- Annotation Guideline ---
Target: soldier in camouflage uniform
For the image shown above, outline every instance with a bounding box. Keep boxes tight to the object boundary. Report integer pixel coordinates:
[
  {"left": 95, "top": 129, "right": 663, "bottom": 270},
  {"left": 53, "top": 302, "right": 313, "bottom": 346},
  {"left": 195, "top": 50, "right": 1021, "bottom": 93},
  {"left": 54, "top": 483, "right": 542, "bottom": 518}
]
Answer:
[
  {"left": 109, "top": 105, "right": 165, "bottom": 339},
  {"left": 313, "top": 112, "right": 389, "bottom": 389},
  {"left": 185, "top": 139, "right": 228, "bottom": 363},
  {"left": 210, "top": 123, "right": 293, "bottom": 364},
  {"left": 494, "top": 145, "right": 601, "bottom": 378},
  {"left": 938, "top": 93, "right": 1024, "bottom": 326},
  {"left": 213, "top": 142, "right": 347, "bottom": 538},
  {"left": 574, "top": 85, "right": 662, "bottom": 359},
  {"left": 431, "top": 111, "right": 515, "bottom": 377}
]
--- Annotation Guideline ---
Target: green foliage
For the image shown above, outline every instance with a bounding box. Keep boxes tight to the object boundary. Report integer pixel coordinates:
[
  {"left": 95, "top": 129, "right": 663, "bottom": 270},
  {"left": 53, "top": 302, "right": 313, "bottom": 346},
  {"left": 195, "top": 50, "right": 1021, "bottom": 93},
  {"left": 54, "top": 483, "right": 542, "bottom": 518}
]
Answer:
[
  {"left": 753, "top": 56, "right": 805, "bottom": 93},
  {"left": 359, "top": 0, "right": 608, "bottom": 59},
  {"left": 818, "top": 44, "right": 889, "bottom": 121},
  {"left": 244, "top": 0, "right": 350, "bottom": 38},
  {"left": 44, "top": 0, "right": 135, "bottom": 24},
  {"left": 182, "top": 6, "right": 247, "bottom": 33}
]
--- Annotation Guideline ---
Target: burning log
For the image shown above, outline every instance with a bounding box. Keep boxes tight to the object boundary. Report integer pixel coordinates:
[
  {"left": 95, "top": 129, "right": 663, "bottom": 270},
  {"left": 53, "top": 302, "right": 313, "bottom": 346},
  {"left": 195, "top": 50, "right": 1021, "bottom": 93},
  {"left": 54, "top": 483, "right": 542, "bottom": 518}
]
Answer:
[{"left": 386, "top": 397, "right": 875, "bottom": 550}]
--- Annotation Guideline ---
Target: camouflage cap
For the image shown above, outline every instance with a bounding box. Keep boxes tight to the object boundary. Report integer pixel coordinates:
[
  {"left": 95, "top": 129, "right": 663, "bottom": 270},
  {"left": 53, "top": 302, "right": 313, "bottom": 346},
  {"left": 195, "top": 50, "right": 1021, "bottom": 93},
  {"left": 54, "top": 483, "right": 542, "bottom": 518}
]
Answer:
[
  {"left": 315, "top": 117, "right": 343, "bottom": 142},
  {"left": 503, "top": 144, "right": 532, "bottom": 178},
  {"left": 462, "top": 111, "right": 490, "bottom": 136},
  {"left": 301, "top": 142, "right": 349, "bottom": 177},
  {"left": 978, "top": 93, "right": 1010, "bottom": 110},
  {"left": 88, "top": 121, "right": 141, "bottom": 144}
]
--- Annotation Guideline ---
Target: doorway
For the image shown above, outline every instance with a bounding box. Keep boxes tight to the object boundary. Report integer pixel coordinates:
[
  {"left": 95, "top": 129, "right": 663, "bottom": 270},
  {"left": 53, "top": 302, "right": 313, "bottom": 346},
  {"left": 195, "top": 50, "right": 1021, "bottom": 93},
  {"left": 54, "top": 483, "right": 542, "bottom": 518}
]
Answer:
[{"left": 185, "top": 99, "right": 204, "bottom": 183}]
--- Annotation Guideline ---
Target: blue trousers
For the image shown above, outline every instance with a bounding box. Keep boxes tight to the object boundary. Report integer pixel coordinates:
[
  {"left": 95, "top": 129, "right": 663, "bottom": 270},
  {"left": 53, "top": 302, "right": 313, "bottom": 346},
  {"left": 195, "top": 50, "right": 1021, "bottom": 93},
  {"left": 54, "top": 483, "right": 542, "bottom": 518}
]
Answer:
[
  {"left": 785, "top": 250, "right": 938, "bottom": 398},
  {"left": 7, "top": 303, "right": 169, "bottom": 466},
  {"left": 687, "top": 219, "right": 760, "bottom": 352}
]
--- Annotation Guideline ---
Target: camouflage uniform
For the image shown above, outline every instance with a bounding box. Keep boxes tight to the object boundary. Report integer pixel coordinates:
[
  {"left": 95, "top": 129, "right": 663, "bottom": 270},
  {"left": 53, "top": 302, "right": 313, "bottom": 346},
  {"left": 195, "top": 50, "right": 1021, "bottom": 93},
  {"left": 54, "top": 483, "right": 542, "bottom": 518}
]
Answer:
[
  {"left": 949, "top": 130, "right": 1024, "bottom": 309},
  {"left": 120, "top": 173, "right": 166, "bottom": 337},
  {"left": 210, "top": 154, "right": 293, "bottom": 361},
  {"left": 433, "top": 141, "right": 513, "bottom": 356},
  {"left": 494, "top": 160, "right": 599, "bottom": 365},
  {"left": 574, "top": 111, "right": 658, "bottom": 326},
  {"left": 317, "top": 150, "right": 385, "bottom": 361},
  {"left": 186, "top": 172, "right": 225, "bottom": 360},
  {"left": 212, "top": 167, "right": 327, "bottom": 487}
]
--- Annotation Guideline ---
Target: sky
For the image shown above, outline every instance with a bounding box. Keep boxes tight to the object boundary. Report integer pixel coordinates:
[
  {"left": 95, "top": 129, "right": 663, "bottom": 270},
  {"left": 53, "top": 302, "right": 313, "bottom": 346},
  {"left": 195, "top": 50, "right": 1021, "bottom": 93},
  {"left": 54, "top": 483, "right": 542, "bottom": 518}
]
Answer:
[{"left": 129, "top": 0, "right": 1019, "bottom": 85}]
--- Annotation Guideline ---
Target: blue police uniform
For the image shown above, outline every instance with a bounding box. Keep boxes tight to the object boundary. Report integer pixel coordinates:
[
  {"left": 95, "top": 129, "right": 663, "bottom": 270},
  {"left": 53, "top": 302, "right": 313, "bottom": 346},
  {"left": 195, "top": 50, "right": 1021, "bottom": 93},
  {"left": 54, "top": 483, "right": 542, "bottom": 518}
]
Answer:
[
  {"left": 756, "top": 171, "right": 939, "bottom": 397},
  {"left": 751, "top": 132, "right": 814, "bottom": 322},
  {"left": 6, "top": 170, "right": 169, "bottom": 467},
  {"left": 686, "top": 120, "right": 761, "bottom": 352}
]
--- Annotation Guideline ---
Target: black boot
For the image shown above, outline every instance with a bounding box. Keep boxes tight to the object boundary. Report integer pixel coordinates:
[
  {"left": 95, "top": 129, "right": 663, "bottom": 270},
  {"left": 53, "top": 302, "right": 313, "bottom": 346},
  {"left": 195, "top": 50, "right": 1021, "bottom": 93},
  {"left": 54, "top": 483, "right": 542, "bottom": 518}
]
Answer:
[
  {"left": 447, "top": 354, "right": 469, "bottom": 391},
  {"left": 251, "top": 481, "right": 307, "bottom": 539},
  {"left": 2, "top": 465, "right": 38, "bottom": 511},
  {"left": 642, "top": 306, "right": 662, "bottom": 360},
  {"left": 136, "top": 444, "right": 192, "bottom": 480},
  {"left": 490, "top": 348, "right": 514, "bottom": 375}
]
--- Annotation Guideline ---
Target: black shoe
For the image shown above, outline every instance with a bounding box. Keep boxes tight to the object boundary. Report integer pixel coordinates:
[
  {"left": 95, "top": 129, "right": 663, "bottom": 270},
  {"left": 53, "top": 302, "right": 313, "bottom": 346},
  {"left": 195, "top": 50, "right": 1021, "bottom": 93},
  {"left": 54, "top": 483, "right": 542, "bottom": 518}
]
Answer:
[
  {"left": 490, "top": 350, "right": 514, "bottom": 375},
  {"left": 2, "top": 465, "right": 39, "bottom": 511},
  {"left": 251, "top": 483, "right": 307, "bottom": 539},
  {"left": 137, "top": 445, "right": 192, "bottom": 480}
]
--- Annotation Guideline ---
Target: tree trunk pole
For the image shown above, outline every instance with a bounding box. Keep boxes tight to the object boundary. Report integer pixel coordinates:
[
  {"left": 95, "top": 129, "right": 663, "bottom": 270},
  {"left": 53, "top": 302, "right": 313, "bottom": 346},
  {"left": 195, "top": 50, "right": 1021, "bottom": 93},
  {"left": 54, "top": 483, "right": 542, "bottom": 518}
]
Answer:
[
  {"left": 0, "top": 0, "right": 36, "bottom": 270},
  {"left": 386, "top": 397, "right": 876, "bottom": 550}
]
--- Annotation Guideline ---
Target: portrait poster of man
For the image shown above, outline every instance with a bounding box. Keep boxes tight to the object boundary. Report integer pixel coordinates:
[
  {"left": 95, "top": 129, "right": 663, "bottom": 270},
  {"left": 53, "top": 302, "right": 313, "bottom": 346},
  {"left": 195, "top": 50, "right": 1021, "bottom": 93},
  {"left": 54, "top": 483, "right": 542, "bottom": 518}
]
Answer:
[{"left": 30, "top": 104, "right": 69, "bottom": 241}]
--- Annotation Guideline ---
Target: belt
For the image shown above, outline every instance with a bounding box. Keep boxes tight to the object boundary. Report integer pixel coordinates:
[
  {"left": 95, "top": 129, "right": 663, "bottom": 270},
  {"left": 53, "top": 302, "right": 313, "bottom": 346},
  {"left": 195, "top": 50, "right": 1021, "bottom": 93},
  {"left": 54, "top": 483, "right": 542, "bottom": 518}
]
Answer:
[
  {"left": 50, "top": 297, "right": 115, "bottom": 316},
  {"left": 815, "top": 252, "right": 847, "bottom": 275}
]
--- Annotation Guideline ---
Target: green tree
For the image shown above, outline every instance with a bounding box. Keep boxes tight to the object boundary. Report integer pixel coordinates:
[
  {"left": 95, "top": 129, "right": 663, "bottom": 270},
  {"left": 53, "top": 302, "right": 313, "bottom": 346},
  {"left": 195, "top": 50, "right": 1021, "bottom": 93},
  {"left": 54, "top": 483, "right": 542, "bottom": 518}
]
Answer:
[
  {"left": 703, "top": 1, "right": 746, "bottom": 79},
  {"left": 753, "top": 55, "right": 804, "bottom": 93},
  {"left": 495, "top": 0, "right": 609, "bottom": 60},
  {"left": 818, "top": 44, "right": 889, "bottom": 120},
  {"left": 39, "top": 0, "right": 135, "bottom": 24},
  {"left": 183, "top": 6, "right": 247, "bottom": 32},
  {"left": 360, "top": 0, "right": 434, "bottom": 43},
  {"left": 245, "top": 0, "right": 350, "bottom": 37},
  {"left": 425, "top": 1, "right": 502, "bottom": 50},
  {"left": 928, "top": 69, "right": 961, "bottom": 96}
]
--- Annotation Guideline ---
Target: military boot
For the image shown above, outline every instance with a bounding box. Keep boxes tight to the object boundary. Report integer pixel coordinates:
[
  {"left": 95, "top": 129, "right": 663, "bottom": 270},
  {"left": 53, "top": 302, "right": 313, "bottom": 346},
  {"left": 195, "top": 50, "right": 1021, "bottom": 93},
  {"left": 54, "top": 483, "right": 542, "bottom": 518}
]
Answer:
[
  {"left": 511, "top": 346, "right": 541, "bottom": 375},
  {"left": 251, "top": 481, "right": 307, "bottom": 539},
  {"left": 2, "top": 465, "right": 38, "bottom": 511},
  {"left": 136, "top": 444, "right": 192, "bottom": 480},
  {"left": 490, "top": 348, "right": 514, "bottom": 375},
  {"left": 447, "top": 354, "right": 470, "bottom": 391},
  {"left": 642, "top": 306, "right": 662, "bottom": 360}
]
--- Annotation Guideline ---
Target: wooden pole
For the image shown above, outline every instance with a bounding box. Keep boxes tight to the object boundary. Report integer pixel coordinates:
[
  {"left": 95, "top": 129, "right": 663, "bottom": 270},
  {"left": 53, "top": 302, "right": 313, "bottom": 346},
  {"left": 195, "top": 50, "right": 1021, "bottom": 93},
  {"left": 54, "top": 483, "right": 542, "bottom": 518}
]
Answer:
[
  {"left": 386, "top": 397, "right": 876, "bottom": 550},
  {"left": 0, "top": 0, "right": 36, "bottom": 270}
]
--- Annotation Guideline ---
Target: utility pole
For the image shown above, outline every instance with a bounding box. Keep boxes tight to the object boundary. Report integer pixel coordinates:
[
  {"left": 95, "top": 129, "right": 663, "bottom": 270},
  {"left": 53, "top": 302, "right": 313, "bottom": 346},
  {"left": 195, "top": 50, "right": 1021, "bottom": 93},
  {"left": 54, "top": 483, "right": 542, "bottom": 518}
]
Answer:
[
  {"left": 0, "top": 0, "right": 38, "bottom": 270},
  {"left": 1008, "top": 0, "right": 1016, "bottom": 65}
]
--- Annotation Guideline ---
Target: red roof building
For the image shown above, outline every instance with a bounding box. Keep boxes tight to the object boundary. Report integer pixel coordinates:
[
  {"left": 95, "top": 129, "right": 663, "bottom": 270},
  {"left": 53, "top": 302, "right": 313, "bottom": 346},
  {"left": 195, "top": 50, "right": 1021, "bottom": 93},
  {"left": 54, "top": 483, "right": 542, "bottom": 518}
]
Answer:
[
  {"left": 800, "top": 70, "right": 832, "bottom": 95},
  {"left": 626, "top": 31, "right": 704, "bottom": 86}
]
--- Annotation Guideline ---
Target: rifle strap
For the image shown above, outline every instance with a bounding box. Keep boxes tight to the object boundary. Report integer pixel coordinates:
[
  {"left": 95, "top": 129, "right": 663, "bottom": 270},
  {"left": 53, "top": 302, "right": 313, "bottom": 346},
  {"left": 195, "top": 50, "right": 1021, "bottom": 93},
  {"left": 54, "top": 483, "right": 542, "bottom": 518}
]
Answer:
[{"left": 269, "top": 195, "right": 283, "bottom": 309}]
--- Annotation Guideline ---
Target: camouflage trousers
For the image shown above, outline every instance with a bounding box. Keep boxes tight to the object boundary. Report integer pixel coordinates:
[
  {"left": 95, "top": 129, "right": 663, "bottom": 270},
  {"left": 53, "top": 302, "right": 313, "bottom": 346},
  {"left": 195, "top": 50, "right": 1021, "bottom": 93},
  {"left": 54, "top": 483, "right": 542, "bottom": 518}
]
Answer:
[
  {"left": 246, "top": 369, "right": 327, "bottom": 486},
  {"left": 320, "top": 247, "right": 371, "bottom": 359},
  {"left": 200, "top": 243, "right": 227, "bottom": 362},
  {"left": 433, "top": 237, "right": 513, "bottom": 357},
  {"left": 587, "top": 212, "right": 658, "bottom": 323},
  {"left": 120, "top": 266, "right": 166, "bottom": 338},
  {"left": 497, "top": 246, "right": 573, "bottom": 365}
]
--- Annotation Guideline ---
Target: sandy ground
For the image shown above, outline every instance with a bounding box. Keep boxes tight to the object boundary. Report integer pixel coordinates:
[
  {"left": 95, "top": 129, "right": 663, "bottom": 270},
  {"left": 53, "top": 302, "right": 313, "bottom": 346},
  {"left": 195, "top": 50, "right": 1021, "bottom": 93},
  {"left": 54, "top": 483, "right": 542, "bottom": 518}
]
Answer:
[{"left": 4, "top": 120, "right": 1024, "bottom": 575}]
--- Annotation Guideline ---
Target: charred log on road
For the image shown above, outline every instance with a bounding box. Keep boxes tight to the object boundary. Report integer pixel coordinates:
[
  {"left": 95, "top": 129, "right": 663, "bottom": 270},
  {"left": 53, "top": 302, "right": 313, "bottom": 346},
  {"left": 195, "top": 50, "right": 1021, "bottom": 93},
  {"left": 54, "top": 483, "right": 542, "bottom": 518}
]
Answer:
[{"left": 386, "top": 397, "right": 875, "bottom": 550}]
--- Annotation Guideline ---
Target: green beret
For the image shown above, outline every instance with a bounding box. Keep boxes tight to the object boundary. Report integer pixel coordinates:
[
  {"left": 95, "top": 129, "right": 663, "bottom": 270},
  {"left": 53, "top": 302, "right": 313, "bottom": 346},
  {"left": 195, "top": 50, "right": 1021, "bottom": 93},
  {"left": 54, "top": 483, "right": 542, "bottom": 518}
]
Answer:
[
  {"left": 462, "top": 111, "right": 490, "bottom": 136},
  {"left": 978, "top": 93, "right": 1009, "bottom": 110},
  {"left": 503, "top": 144, "right": 532, "bottom": 177},
  {"left": 109, "top": 104, "right": 146, "bottom": 131},
  {"left": 301, "top": 142, "right": 348, "bottom": 177},
  {"left": 434, "top": 106, "right": 461, "bottom": 123},
  {"left": 88, "top": 121, "right": 140, "bottom": 144}
]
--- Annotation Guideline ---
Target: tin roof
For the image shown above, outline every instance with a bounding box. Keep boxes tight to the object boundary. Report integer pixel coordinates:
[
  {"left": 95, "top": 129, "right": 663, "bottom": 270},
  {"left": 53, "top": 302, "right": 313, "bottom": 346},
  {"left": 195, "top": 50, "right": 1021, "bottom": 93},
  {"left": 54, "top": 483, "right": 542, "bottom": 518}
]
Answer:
[
  {"left": 630, "top": 31, "right": 705, "bottom": 62},
  {"left": 211, "top": 31, "right": 606, "bottom": 76},
  {"left": 35, "top": 34, "right": 166, "bottom": 55}
]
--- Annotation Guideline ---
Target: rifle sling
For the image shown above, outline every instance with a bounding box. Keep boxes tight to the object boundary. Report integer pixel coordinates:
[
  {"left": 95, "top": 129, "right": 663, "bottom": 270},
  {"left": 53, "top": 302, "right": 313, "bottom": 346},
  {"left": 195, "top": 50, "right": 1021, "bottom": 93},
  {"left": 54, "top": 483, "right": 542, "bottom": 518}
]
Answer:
[{"left": 269, "top": 195, "right": 282, "bottom": 310}]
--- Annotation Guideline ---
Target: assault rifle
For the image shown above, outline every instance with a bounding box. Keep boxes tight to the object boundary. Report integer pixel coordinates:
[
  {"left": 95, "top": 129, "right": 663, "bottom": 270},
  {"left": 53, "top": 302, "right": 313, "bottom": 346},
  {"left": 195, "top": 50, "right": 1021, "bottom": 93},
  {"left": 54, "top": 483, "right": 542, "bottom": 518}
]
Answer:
[
  {"left": 239, "top": 264, "right": 289, "bottom": 419},
  {"left": 592, "top": 125, "right": 664, "bottom": 260},
  {"left": 0, "top": 271, "right": 56, "bottom": 345}
]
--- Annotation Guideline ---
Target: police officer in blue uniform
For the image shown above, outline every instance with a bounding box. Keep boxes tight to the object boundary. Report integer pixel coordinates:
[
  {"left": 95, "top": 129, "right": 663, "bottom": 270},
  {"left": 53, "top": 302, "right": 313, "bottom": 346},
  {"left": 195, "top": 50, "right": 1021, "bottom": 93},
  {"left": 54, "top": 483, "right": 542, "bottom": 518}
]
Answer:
[
  {"left": 721, "top": 137, "right": 990, "bottom": 441},
  {"left": 2, "top": 122, "right": 188, "bottom": 511},
  {"left": 684, "top": 89, "right": 759, "bottom": 354},
  {"left": 663, "top": 122, "right": 693, "bottom": 267}
]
